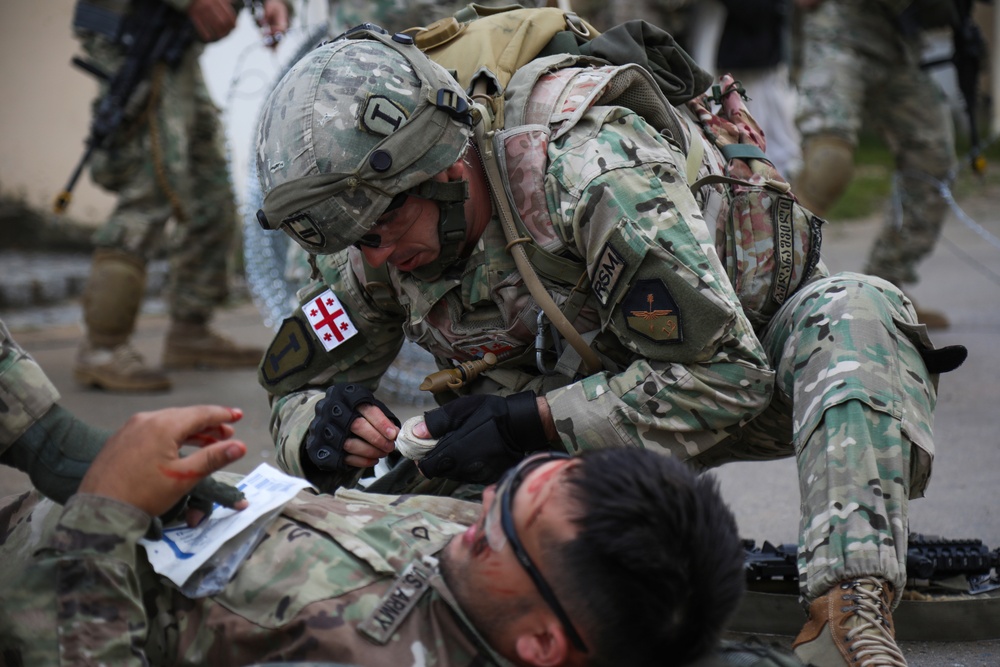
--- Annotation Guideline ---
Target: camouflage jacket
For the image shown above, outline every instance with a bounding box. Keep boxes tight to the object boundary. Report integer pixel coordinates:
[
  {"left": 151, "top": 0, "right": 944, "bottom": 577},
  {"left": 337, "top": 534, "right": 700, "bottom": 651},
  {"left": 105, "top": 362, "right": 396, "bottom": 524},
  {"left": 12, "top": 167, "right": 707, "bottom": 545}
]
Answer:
[
  {"left": 0, "top": 486, "right": 511, "bottom": 666},
  {"left": 0, "top": 318, "right": 61, "bottom": 451},
  {"left": 258, "top": 61, "right": 778, "bottom": 486}
]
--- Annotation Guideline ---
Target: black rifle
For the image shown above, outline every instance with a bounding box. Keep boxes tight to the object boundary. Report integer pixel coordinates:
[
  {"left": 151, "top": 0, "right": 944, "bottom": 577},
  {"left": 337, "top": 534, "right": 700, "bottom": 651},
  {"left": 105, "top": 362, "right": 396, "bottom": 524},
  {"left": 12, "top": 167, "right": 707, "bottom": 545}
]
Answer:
[
  {"left": 54, "top": 0, "right": 196, "bottom": 213},
  {"left": 921, "top": 0, "right": 990, "bottom": 176},
  {"left": 744, "top": 534, "right": 1000, "bottom": 594}
]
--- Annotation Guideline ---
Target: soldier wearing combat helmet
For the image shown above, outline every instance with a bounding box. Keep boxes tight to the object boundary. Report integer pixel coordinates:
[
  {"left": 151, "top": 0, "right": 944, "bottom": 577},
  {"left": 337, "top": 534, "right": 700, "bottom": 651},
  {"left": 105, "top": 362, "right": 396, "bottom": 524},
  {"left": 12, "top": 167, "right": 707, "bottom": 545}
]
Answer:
[{"left": 255, "top": 23, "right": 965, "bottom": 667}]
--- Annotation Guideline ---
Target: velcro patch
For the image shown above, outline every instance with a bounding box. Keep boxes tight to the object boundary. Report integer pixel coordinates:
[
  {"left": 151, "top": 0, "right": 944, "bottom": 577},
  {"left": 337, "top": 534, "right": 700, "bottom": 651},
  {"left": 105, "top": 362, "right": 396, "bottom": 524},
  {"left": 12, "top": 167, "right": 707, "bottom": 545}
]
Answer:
[
  {"left": 360, "top": 94, "right": 409, "bottom": 136},
  {"left": 623, "top": 279, "right": 682, "bottom": 342},
  {"left": 358, "top": 558, "right": 436, "bottom": 644},
  {"left": 283, "top": 212, "right": 326, "bottom": 249},
  {"left": 302, "top": 289, "right": 358, "bottom": 352},
  {"left": 259, "top": 316, "right": 316, "bottom": 387},
  {"left": 592, "top": 240, "right": 627, "bottom": 306}
]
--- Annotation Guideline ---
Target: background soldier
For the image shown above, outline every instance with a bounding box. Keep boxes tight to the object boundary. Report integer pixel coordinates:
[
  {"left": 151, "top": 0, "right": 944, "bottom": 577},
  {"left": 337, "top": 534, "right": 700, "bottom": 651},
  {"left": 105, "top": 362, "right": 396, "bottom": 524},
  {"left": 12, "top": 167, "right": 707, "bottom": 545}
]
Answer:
[
  {"left": 71, "top": 0, "right": 290, "bottom": 392},
  {"left": 792, "top": 0, "right": 960, "bottom": 329}
]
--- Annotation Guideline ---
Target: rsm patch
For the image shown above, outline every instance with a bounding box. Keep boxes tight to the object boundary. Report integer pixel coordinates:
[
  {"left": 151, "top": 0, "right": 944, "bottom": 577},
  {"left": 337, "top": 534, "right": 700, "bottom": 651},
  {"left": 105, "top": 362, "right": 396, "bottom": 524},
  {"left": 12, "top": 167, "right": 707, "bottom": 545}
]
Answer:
[
  {"left": 622, "top": 279, "right": 682, "bottom": 342},
  {"left": 592, "top": 241, "right": 627, "bottom": 306}
]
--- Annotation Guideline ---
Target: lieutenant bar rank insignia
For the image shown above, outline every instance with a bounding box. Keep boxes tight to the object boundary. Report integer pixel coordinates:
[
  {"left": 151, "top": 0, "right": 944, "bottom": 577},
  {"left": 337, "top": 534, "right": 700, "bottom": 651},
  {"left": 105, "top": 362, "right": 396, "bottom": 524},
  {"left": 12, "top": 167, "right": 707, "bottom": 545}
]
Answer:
[
  {"left": 623, "top": 279, "right": 682, "bottom": 342},
  {"left": 303, "top": 289, "right": 358, "bottom": 351}
]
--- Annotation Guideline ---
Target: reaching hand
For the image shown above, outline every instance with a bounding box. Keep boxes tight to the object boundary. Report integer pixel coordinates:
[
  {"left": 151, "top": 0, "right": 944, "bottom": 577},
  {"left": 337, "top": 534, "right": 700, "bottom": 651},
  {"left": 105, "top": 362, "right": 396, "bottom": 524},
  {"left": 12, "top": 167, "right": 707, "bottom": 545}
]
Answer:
[
  {"left": 187, "top": 0, "right": 238, "bottom": 43},
  {"left": 258, "top": 0, "right": 289, "bottom": 49},
  {"left": 78, "top": 406, "right": 248, "bottom": 518}
]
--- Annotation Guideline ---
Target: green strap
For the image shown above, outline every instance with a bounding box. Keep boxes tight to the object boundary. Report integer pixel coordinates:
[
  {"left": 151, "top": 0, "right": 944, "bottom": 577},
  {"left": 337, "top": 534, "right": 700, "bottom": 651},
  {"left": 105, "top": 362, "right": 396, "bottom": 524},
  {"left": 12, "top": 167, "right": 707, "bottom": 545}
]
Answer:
[
  {"left": 721, "top": 143, "right": 770, "bottom": 163},
  {"left": 361, "top": 259, "right": 404, "bottom": 316}
]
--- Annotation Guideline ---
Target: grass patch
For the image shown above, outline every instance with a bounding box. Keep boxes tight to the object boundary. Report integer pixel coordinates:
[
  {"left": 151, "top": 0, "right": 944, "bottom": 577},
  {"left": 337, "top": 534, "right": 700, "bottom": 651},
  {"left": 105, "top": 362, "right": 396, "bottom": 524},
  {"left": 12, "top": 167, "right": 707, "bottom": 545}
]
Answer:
[
  {"left": 824, "top": 133, "right": 895, "bottom": 221},
  {"left": 823, "top": 129, "right": 1000, "bottom": 221}
]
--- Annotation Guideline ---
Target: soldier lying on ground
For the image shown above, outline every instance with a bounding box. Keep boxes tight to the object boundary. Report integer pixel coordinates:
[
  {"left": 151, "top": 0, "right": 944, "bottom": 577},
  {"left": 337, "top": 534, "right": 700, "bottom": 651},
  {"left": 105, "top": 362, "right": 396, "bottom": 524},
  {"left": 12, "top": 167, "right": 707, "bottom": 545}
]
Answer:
[{"left": 0, "top": 402, "right": 746, "bottom": 666}]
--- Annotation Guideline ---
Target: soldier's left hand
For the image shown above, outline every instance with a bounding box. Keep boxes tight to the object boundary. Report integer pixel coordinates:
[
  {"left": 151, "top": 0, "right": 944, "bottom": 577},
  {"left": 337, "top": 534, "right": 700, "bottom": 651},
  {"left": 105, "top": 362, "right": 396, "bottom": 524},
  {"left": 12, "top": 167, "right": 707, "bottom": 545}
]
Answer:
[{"left": 416, "top": 392, "right": 552, "bottom": 484}]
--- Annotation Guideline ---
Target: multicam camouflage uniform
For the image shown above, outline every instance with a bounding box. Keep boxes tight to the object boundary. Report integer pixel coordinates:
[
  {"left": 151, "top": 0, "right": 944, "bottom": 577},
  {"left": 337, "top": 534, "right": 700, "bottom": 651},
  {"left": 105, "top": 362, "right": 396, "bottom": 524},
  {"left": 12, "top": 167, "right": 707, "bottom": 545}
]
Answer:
[
  {"left": 0, "top": 319, "right": 61, "bottom": 454},
  {"left": 0, "top": 484, "right": 505, "bottom": 666},
  {"left": 78, "top": 1, "right": 237, "bottom": 323},
  {"left": 795, "top": 0, "right": 957, "bottom": 287},
  {"left": 255, "top": 37, "right": 947, "bottom": 604}
]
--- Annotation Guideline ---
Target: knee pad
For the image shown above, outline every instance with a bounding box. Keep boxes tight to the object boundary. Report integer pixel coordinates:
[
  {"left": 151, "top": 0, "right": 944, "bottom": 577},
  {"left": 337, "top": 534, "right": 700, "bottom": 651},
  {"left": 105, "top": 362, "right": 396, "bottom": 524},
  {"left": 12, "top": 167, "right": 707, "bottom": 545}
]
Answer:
[{"left": 794, "top": 135, "right": 855, "bottom": 215}]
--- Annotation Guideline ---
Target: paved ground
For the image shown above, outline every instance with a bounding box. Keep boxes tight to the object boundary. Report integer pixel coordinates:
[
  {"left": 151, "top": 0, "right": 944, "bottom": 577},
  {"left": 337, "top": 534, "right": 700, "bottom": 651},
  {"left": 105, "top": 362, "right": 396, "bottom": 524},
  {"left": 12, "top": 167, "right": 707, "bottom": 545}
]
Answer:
[{"left": 2, "top": 181, "right": 999, "bottom": 664}]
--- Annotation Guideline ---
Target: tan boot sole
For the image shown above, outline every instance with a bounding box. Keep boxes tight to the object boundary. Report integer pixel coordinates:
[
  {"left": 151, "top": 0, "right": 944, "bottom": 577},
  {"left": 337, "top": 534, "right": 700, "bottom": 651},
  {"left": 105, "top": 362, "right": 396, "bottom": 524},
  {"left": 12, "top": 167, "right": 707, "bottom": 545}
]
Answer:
[{"left": 74, "top": 367, "right": 172, "bottom": 393}]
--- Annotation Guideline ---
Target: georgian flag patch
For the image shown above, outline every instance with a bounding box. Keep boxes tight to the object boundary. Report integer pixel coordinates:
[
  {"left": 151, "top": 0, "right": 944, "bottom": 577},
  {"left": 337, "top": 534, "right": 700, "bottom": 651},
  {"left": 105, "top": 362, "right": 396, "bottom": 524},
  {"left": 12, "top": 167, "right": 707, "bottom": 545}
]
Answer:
[{"left": 302, "top": 289, "right": 358, "bottom": 351}]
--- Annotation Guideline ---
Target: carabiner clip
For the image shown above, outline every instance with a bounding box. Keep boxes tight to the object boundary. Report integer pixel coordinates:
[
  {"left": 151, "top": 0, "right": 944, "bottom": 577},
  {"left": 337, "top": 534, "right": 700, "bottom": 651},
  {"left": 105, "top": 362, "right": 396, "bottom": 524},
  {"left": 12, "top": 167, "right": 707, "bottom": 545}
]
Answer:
[{"left": 535, "top": 310, "right": 564, "bottom": 375}]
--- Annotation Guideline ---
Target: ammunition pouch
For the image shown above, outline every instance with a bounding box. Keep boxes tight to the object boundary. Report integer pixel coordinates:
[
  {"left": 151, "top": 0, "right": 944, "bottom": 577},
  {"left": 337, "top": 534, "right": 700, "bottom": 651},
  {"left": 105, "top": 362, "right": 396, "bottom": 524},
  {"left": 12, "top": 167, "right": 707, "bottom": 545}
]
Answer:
[{"left": 73, "top": 0, "right": 131, "bottom": 40}]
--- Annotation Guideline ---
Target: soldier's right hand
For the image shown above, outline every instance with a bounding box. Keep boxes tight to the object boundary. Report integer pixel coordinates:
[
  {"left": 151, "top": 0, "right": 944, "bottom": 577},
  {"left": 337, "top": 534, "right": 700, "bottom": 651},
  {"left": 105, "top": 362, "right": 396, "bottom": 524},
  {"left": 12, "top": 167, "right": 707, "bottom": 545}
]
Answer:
[
  {"left": 187, "top": 0, "right": 238, "bottom": 43},
  {"left": 304, "top": 384, "right": 400, "bottom": 473},
  {"left": 78, "top": 406, "right": 248, "bottom": 519}
]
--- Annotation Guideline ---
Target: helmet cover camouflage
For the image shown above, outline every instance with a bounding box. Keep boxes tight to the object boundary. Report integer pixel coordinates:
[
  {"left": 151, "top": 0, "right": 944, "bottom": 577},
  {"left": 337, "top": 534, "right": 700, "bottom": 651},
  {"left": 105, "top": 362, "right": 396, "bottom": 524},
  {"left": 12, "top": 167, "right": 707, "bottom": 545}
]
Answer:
[{"left": 256, "top": 30, "right": 473, "bottom": 254}]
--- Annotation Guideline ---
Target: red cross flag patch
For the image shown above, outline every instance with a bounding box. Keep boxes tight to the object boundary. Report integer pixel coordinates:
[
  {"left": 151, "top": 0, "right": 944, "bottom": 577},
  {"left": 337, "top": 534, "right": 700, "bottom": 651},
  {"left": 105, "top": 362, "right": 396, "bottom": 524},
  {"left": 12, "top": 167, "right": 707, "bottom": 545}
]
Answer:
[{"left": 302, "top": 289, "right": 358, "bottom": 352}]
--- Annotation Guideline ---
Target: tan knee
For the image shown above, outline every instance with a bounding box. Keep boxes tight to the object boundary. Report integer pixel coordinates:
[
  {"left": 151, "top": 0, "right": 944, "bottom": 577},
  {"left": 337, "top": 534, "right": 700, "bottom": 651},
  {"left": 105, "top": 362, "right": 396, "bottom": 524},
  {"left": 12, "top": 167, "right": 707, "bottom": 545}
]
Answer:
[
  {"left": 82, "top": 248, "right": 147, "bottom": 347},
  {"left": 793, "top": 135, "right": 856, "bottom": 216}
]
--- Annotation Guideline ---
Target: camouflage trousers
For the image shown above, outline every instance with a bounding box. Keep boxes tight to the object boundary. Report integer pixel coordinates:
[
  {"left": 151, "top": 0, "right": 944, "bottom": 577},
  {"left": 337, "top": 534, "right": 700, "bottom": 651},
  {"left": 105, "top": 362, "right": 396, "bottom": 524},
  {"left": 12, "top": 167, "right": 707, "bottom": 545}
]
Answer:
[
  {"left": 695, "top": 272, "right": 937, "bottom": 603},
  {"left": 84, "top": 37, "right": 237, "bottom": 323},
  {"left": 796, "top": 4, "right": 957, "bottom": 287}
]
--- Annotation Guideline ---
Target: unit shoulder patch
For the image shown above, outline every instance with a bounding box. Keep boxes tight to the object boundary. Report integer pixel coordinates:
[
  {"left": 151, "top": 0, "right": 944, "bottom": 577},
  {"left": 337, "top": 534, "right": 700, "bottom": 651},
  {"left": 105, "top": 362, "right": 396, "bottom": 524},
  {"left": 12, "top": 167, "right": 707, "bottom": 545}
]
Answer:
[
  {"left": 260, "top": 316, "right": 316, "bottom": 387},
  {"left": 622, "top": 279, "right": 682, "bottom": 343}
]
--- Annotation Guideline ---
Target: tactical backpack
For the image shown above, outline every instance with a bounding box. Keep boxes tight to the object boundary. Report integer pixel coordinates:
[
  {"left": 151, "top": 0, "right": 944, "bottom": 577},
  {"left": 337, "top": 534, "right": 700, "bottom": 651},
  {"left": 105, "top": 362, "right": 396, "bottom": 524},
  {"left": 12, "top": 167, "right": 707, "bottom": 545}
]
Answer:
[{"left": 406, "top": 5, "right": 826, "bottom": 337}]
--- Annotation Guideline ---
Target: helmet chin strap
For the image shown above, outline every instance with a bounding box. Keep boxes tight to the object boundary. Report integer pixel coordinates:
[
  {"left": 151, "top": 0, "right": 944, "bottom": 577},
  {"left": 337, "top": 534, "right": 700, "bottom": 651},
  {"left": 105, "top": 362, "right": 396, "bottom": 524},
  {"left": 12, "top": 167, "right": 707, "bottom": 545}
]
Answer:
[{"left": 406, "top": 178, "right": 469, "bottom": 280}]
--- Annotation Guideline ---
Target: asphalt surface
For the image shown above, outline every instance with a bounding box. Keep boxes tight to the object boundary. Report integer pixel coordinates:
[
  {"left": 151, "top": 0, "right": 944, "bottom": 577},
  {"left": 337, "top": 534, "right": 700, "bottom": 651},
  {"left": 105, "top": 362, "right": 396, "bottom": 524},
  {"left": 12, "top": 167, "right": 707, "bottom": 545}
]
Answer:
[{"left": 1, "top": 181, "right": 999, "bottom": 665}]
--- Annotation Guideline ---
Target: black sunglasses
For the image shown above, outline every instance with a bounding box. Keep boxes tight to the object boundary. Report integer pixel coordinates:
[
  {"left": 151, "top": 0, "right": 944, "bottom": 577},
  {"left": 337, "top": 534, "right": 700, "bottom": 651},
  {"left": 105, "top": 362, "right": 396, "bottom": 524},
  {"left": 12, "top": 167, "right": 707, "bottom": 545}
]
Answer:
[{"left": 485, "top": 451, "right": 588, "bottom": 653}]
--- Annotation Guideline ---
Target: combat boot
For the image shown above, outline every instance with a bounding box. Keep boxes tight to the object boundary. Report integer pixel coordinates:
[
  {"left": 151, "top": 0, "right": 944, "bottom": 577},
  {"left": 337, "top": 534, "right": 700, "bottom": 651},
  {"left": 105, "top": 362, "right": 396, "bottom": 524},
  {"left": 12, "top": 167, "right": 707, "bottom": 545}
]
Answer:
[
  {"left": 74, "top": 248, "right": 171, "bottom": 392},
  {"left": 162, "top": 320, "right": 264, "bottom": 369},
  {"left": 75, "top": 342, "right": 172, "bottom": 392},
  {"left": 793, "top": 577, "right": 907, "bottom": 667}
]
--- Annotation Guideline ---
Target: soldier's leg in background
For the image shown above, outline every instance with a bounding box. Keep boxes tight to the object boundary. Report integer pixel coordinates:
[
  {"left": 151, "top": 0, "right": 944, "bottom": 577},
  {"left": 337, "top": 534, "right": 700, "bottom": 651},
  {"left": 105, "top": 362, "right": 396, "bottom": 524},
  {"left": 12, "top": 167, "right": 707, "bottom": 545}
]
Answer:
[
  {"left": 761, "top": 273, "right": 937, "bottom": 665},
  {"left": 792, "top": 8, "right": 869, "bottom": 216},
  {"left": 75, "top": 94, "right": 174, "bottom": 392},
  {"left": 161, "top": 61, "right": 263, "bottom": 370},
  {"left": 863, "top": 61, "right": 957, "bottom": 329}
]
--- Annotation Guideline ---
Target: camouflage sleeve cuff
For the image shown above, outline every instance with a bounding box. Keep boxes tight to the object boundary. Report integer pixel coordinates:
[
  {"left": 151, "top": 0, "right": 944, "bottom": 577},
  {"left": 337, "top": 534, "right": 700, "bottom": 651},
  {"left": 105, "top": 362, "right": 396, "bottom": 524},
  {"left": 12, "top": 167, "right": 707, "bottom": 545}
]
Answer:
[
  {"left": 545, "top": 377, "right": 632, "bottom": 453},
  {"left": 0, "top": 348, "right": 61, "bottom": 448},
  {"left": 46, "top": 494, "right": 151, "bottom": 567},
  {"left": 272, "top": 389, "right": 326, "bottom": 478}
]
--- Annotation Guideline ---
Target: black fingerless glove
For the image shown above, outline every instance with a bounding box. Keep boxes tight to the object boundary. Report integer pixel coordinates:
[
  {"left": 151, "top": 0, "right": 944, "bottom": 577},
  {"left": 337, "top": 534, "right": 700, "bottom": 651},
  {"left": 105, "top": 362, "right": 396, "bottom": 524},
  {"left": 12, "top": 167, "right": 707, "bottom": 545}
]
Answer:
[
  {"left": 418, "top": 391, "right": 550, "bottom": 484},
  {"left": 304, "top": 383, "right": 400, "bottom": 475}
]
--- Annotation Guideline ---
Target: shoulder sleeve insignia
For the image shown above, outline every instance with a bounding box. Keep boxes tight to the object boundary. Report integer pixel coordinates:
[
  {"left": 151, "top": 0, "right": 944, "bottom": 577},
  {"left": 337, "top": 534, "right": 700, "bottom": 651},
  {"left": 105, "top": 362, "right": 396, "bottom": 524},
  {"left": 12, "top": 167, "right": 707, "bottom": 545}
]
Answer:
[
  {"left": 260, "top": 316, "right": 316, "bottom": 387},
  {"left": 622, "top": 279, "right": 683, "bottom": 343},
  {"left": 592, "top": 240, "right": 628, "bottom": 306},
  {"left": 302, "top": 289, "right": 359, "bottom": 352}
]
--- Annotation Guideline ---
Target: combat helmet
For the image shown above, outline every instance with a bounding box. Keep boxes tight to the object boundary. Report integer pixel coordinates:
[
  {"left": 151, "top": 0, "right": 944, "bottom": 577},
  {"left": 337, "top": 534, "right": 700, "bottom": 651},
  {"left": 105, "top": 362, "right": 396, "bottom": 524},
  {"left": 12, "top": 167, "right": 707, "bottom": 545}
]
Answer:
[{"left": 255, "top": 27, "right": 474, "bottom": 268}]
